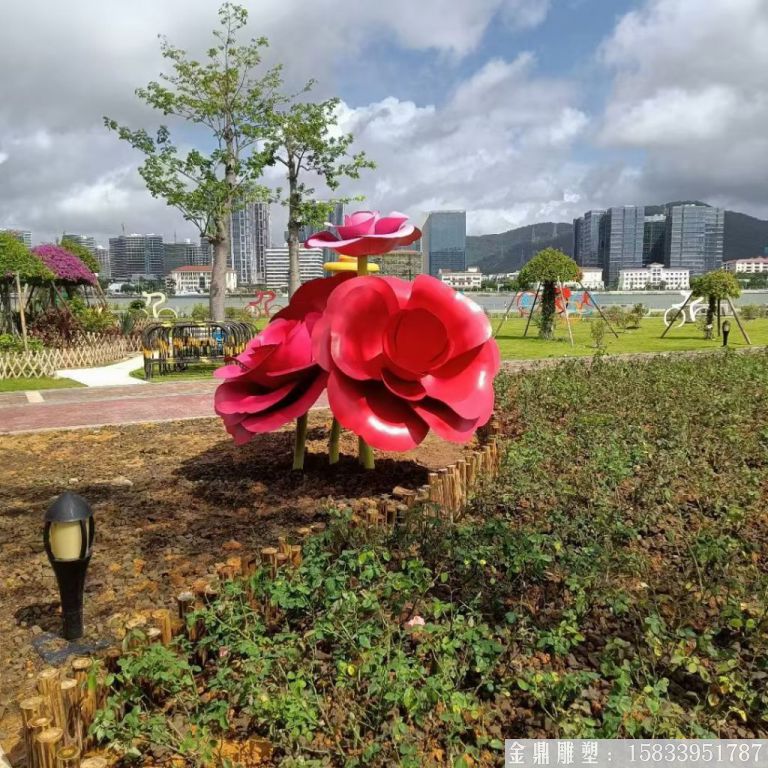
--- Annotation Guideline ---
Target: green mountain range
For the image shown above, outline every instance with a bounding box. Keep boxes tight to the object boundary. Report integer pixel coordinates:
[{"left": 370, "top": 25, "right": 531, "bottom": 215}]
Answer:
[{"left": 467, "top": 203, "right": 768, "bottom": 273}]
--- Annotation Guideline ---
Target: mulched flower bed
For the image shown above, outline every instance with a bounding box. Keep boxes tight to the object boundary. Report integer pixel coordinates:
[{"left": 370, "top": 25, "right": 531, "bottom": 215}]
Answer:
[{"left": 0, "top": 414, "right": 469, "bottom": 758}]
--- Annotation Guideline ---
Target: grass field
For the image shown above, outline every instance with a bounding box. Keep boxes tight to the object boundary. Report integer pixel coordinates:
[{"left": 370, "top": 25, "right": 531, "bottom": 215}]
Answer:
[
  {"left": 0, "top": 377, "right": 83, "bottom": 393},
  {"left": 493, "top": 315, "right": 767, "bottom": 359},
  {"left": 129, "top": 365, "right": 217, "bottom": 382}
]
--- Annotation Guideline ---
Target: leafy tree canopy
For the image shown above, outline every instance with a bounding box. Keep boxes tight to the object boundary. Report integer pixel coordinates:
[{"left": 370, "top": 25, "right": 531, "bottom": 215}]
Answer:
[
  {"left": 691, "top": 270, "right": 741, "bottom": 301},
  {"left": 518, "top": 248, "right": 581, "bottom": 287},
  {"left": 60, "top": 237, "right": 101, "bottom": 274},
  {"left": 0, "top": 232, "right": 54, "bottom": 283}
]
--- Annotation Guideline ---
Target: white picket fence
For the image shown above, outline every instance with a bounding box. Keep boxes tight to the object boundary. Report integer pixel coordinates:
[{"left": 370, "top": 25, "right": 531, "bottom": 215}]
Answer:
[{"left": 0, "top": 334, "right": 142, "bottom": 379}]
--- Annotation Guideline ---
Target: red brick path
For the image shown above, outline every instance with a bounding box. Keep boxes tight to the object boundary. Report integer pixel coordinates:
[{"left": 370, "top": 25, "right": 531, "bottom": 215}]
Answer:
[{"left": 0, "top": 381, "right": 330, "bottom": 434}]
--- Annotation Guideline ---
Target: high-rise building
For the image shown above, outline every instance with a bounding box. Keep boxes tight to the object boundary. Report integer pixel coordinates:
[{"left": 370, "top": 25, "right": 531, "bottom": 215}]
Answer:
[
  {"left": 108, "top": 234, "right": 164, "bottom": 280},
  {"left": 665, "top": 204, "right": 724, "bottom": 276},
  {"left": 643, "top": 215, "right": 667, "bottom": 266},
  {"left": 230, "top": 200, "right": 270, "bottom": 286},
  {"left": 94, "top": 245, "right": 110, "bottom": 278},
  {"left": 369, "top": 250, "right": 423, "bottom": 280},
  {"left": 573, "top": 210, "right": 605, "bottom": 268},
  {"left": 0, "top": 228, "right": 32, "bottom": 248},
  {"left": 163, "top": 241, "right": 206, "bottom": 274},
  {"left": 422, "top": 211, "right": 466, "bottom": 277},
  {"left": 264, "top": 247, "right": 324, "bottom": 290},
  {"left": 598, "top": 206, "right": 645, "bottom": 287},
  {"left": 62, "top": 233, "right": 96, "bottom": 253}
]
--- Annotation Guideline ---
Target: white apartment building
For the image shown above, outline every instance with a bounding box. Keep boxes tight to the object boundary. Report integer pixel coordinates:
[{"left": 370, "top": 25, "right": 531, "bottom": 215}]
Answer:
[
  {"left": 579, "top": 267, "right": 604, "bottom": 290},
  {"left": 265, "top": 247, "right": 325, "bottom": 291},
  {"left": 170, "top": 266, "right": 237, "bottom": 294},
  {"left": 438, "top": 266, "right": 482, "bottom": 290},
  {"left": 618, "top": 263, "right": 689, "bottom": 291},
  {"left": 724, "top": 257, "right": 768, "bottom": 274}
]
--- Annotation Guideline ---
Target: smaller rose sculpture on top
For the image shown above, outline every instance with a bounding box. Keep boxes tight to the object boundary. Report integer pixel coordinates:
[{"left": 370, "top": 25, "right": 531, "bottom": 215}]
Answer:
[{"left": 305, "top": 211, "right": 421, "bottom": 257}]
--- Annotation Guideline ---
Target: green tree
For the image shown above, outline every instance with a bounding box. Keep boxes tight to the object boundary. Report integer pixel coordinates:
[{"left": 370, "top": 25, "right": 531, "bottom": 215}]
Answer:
[
  {"left": 691, "top": 270, "right": 741, "bottom": 338},
  {"left": 0, "top": 233, "right": 54, "bottom": 333},
  {"left": 263, "top": 98, "right": 375, "bottom": 296},
  {"left": 105, "top": 3, "right": 282, "bottom": 320},
  {"left": 518, "top": 248, "right": 581, "bottom": 339}
]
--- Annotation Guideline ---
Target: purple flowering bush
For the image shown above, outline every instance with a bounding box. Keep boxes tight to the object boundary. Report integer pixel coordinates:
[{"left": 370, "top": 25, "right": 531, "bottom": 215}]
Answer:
[{"left": 32, "top": 244, "right": 97, "bottom": 285}]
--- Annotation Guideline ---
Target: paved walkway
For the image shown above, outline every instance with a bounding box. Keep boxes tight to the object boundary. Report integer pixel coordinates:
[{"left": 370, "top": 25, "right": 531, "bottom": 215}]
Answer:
[
  {"left": 0, "top": 380, "right": 219, "bottom": 434},
  {"left": 56, "top": 354, "right": 147, "bottom": 387},
  {"left": 0, "top": 380, "right": 331, "bottom": 435}
]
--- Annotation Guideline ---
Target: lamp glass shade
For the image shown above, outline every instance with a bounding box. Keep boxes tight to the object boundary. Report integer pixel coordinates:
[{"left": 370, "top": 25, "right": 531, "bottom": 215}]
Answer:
[{"left": 49, "top": 521, "right": 83, "bottom": 561}]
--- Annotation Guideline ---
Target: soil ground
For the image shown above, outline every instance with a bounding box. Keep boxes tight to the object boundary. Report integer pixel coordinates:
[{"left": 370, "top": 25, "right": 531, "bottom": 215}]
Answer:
[{"left": 0, "top": 415, "right": 468, "bottom": 759}]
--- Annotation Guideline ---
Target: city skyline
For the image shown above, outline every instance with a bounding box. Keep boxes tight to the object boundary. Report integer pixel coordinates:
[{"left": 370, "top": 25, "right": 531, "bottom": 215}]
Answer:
[{"left": 0, "top": 1, "right": 766, "bottom": 247}]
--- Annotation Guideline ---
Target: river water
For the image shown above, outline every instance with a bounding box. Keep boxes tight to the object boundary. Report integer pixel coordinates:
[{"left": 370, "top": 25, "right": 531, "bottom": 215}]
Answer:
[{"left": 108, "top": 290, "right": 768, "bottom": 315}]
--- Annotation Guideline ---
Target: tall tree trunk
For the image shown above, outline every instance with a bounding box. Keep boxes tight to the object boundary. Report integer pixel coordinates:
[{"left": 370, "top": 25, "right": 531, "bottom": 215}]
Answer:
[
  {"left": 210, "top": 220, "right": 229, "bottom": 322},
  {"left": 539, "top": 281, "right": 556, "bottom": 340},
  {"left": 210, "top": 129, "right": 236, "bottom": 322},
  {"left": 287, "top": 169, "right": 301, "bottom": 298},
  {"left": 705, "top": 295, "right": 716, "bottom": 339}
]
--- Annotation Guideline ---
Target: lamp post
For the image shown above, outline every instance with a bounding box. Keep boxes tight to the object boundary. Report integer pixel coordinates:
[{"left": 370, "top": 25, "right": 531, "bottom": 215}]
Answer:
[
  {"left": 722, "top": 320, "right": 731, "bottom": 347},
  {"left": 43, "top": 492, "right": 95, "bottom": 640}
]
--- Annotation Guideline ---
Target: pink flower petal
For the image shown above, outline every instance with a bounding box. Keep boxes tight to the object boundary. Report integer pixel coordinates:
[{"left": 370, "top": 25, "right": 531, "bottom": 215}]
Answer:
[
  {"left": 421, "top": 340, "right": 500, "bottom": 420},
  {"left": 381, "top": 368, "right": 426, "bottom": 401},
  {"left": 328, "top": 371, "right": 428, "bottom": 451},
  {"left": 239, "top": 370, "right": 329, "bottom": 434},
  {"left": 321, "top": 277, "right": 401, "bottom": 380},
  {"left": 214, "top": 379, "right": 296, "bottom": 416},
  {"left": 412, "top": 399, "right": 480, "bottom": 443},
  {"left": 373, "top": 212, "right": 409, "bottom": 234},
  {"left": 407, "top": 276, "right": 491, "bottom": 357},
  {"left": 384, "top": 308, "right": 450, "bottom": 376}
]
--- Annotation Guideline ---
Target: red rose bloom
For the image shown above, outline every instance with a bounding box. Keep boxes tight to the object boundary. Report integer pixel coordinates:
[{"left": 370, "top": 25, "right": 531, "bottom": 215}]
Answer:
[
  {"left": 311, "top": 275, "right": 500, "bottom": 451},
  {"left": 214, "top": 274, "right": 350, "bottom": 444}
]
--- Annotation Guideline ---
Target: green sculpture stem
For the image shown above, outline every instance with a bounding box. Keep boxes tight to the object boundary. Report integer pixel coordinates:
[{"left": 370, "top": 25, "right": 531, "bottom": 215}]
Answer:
[
  {"left": 329, "top": 417, "right": 341, "bottom": 465},
  {"left": 292, "top": 413, "right": 308, "bottom": 470}
]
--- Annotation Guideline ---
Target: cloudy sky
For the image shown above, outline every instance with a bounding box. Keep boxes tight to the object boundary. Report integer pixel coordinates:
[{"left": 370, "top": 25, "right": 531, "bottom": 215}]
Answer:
[{"left": 1, "top": 0, "right": 766, "bottom": 245}]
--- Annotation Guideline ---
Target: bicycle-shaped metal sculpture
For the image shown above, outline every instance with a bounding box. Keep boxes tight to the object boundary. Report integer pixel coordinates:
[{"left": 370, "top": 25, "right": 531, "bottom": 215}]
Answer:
[
  {"left": 246, "top": 290, "right": 277, "bottom": 319},
  {"left": 139, "top": 291, "right": 178, "bottom": 319},
  {"left": 663, "top": 291, "right": 708, "bottom": 328}
]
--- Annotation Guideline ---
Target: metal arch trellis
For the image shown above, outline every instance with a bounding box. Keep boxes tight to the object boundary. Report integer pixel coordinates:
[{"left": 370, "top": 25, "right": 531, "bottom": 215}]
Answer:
[{"left": 141, "top": 320, "right": 254, "bottom": 379}]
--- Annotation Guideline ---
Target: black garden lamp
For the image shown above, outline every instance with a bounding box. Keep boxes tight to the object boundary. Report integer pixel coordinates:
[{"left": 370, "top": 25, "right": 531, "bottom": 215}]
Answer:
[
  {"left": 43, "top": 492, "right": 95, "bottom": 640},
  {"left": 722, "top": 320, "right": 731, "bottom": 347}
]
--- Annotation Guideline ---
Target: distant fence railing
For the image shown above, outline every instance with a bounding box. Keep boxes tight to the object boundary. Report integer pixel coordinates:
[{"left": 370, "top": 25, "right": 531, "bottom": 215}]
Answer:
[{"left": 0, "top": 334, "right": 142, "bottom": 379}]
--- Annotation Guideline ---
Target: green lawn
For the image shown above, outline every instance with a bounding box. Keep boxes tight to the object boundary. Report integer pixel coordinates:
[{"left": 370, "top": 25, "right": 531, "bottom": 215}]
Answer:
[
  {"left": 494, "top": 315, "right": 767, "bottom": 359},
  {"left": 0, "top": 377, "right": 84, "bottom": 393},
  {"left": 130, "top": 365, "right": 218, "bottom": 382}
]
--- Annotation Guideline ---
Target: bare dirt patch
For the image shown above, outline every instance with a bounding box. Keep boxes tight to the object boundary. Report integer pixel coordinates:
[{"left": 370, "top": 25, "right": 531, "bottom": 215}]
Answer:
[{"left": 0, "top": 414, "right": 468, "bottom": 756}]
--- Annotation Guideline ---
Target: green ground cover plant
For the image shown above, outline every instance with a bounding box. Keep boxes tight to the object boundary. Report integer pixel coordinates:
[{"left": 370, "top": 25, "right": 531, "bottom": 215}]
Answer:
[{"left": 93, "top": 351, "right": 768, "bottom": 766}]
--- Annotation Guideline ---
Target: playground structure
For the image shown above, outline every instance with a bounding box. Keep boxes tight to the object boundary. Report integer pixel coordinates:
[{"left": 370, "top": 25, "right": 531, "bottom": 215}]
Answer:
[
  {"left": 495, "top": 282, "right": 619, "bottom": 345},
  {"left": 141, "top": 320, "right": 253, "bottom": 379},
  {"left": 139, "top": 291, "right": 178, "bottom": 319},
  {"left": 246, "top": 289, "right": 278, "bottom": 319}
]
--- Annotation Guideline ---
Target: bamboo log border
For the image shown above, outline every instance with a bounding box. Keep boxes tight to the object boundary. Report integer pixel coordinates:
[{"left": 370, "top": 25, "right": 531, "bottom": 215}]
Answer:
[{"left": 18, "top": 419, "right": 504, "bottom": 768}]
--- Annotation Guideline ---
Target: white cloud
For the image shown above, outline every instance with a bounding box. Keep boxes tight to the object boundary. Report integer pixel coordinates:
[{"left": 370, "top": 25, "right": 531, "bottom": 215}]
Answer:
[
  {"left": 335, "top": 55, "right": 589, "bottom": 233},
  {"left": 597, "top": 0, "right": 768, "bottom": 215}
]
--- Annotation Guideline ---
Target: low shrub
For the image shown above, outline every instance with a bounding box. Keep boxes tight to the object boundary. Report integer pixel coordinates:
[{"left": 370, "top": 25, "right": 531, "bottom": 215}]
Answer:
[{"left": 0, "top": 334, "right": 44, "bottom": 353}]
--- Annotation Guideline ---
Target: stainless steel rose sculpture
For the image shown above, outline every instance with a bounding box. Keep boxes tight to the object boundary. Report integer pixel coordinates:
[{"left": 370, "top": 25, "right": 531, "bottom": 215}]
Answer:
[{"left": 215, "top": 211, "right": 500, "bottom": 469}]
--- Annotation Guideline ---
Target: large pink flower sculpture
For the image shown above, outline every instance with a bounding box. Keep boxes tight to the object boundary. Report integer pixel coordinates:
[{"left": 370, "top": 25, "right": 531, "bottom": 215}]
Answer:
[
  {"left": 305, "top": 211, "right": 421, "bottom": 257},
  {"left": 311, "top": 274, "right": 500, "bottom": 451},
  {"left": 214, "top": 273, "right": 351, "bottom": 444}
]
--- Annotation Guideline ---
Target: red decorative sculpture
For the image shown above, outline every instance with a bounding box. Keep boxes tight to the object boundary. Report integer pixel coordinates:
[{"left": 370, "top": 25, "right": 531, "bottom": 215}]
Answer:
[
  {"left": 246, "top": 289, "right": 277, "bottom": 319},
  {"left": 214, "top": 274, "right": 351, "bottom": 443},
  {"left": 312, "top": 275, "right": 499, "bottom": 451},
  {"left": 214, "top": 210, "right": 500, "bottom": 469}
]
